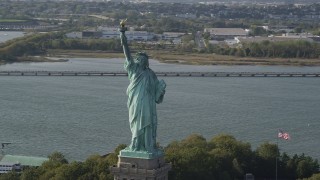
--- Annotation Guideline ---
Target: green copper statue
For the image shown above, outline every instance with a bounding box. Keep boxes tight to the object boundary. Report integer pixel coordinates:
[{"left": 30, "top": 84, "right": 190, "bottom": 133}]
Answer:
[{"left": 119, "top": 21, "right": 166, "bottom": 155}]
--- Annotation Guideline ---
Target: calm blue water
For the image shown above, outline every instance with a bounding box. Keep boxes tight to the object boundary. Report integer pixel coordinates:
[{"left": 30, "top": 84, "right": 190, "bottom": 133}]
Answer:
[{"left": 0, "top": 58, "right": 319, "bottom": 161}]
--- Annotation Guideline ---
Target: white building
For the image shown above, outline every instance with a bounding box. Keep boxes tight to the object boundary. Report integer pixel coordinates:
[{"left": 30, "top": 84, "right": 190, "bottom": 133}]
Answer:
[
  {"left": 0, "top": 162, "right": 21, "bottom": 174},
  {"left": 155, "top": 32, "right": 185, "bottom": 44},
  {"left": 98, "top": 27, "right": 154, "bottom": 41},
  {"left": 126, "top": 31, "right": 155, "bottom": 41},
  {"left": 263, "top": 25, "right": 295, "bottom": 33},
  {"left": 100, "top": 27, "right": 119, "bottom": 39},
  {"left": 204, "top": 28, "right": 249, "bottom": 40},
  {"left": 161, "top": 32, "right": 185, "bottom": 40},
  {"left": 281, "top": 32, "right": 315, "bottom": 38}
]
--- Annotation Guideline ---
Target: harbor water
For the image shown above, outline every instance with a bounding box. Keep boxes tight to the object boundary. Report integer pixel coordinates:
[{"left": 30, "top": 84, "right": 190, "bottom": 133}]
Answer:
[
  {"left": 0, "top": 58, "right": 319, "bottom": 161},
  {"left": 0, "top": 32, "right": 319, "bottom": 161}
]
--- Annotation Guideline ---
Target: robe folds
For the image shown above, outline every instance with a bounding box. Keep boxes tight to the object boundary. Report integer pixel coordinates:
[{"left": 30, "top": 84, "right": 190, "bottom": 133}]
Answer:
[{"left": 124, "top": 60, "right": 165, "bottom": 152}]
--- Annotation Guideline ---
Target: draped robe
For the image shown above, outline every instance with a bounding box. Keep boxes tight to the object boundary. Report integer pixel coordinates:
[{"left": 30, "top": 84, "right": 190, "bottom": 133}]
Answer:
[{"left": 124, "top": 60, "right": 165, "bottom": 152}]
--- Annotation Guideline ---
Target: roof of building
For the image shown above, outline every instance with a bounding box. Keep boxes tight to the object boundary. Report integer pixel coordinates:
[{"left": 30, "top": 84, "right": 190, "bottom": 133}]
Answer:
[
  {"left": 0, "top": 161, "right": 18, "bottom": 166},
  {"left": 204, "top": 28, "right": 248, "bottom": 36},
  {"left": 0, "top": 155, "right": 48, "bottom": 167}
]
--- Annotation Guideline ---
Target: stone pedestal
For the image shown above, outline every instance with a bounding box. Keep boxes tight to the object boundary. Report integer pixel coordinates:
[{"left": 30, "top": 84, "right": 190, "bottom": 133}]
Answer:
[{"left": 110, "top": 150, "right": 171, "bottom": 180}]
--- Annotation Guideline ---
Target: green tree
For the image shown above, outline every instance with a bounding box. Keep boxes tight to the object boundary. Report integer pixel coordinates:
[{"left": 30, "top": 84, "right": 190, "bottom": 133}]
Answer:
[
  {"left": 0, "top": 172, "right": 20, "bottom": 180},
  {"left": 253, "top": 142, "right": 279, "bottom": 178},
  {"left": 48, "top": 151, "right": 68, "bottom": 164},
  {"left": 14, "top": 134, "right": 319, "bottom": 180},
  {"left": 20, "top": 167, "right": 39, "bottom": 180},
  {"left": 202, "top": 32, "right": 211, "bottom": 40},
  {"left": 294, "top": 154, "right": 320, "bottom": 179},
  {"left": 250, "top": 26, "right": 268, "bottom": 36},
  {"left": 165, "top": 134, "right": 213, "bottom": 180},
  {"left": 210, "top": 134, "right": 253, "bottom": 177},
  {"left": 303, "top": 173, "right": 320, "bottom": 180}
]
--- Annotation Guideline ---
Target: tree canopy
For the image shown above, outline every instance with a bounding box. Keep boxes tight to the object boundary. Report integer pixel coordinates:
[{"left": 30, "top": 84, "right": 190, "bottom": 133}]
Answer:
[{"left": 0, "top": 135, "right": 318, "bottom": 180}]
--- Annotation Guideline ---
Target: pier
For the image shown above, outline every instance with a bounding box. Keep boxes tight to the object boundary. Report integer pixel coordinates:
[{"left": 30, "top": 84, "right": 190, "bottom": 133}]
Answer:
[{"left": 0, "top": 71, "right": 319, "bottom": 77}]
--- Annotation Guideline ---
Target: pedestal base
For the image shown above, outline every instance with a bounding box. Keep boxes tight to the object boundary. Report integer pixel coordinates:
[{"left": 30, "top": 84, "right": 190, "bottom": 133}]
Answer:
[
  {"left": 119, "top": 149, "right": 164, "bottom": 159},
  {"left": 110, "top": 151, "right": 171, "bottom": 180}
]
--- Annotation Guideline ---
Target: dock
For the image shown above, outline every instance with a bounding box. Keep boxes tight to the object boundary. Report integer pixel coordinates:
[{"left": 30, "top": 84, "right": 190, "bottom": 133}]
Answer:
[{"left": 0, "top": 71, "right": 319, "bottom": 77}]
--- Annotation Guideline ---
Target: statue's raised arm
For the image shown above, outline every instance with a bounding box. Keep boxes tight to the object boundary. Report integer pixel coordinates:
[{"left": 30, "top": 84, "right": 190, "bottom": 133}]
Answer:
[{"left": 119, "top": 19, "right": 132, "bottom": 62}]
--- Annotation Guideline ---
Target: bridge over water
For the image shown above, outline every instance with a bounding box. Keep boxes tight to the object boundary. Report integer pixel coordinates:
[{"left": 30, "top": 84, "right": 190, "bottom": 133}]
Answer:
[{"left": 0, "top": 71, "right": 320, "bottom": 77}]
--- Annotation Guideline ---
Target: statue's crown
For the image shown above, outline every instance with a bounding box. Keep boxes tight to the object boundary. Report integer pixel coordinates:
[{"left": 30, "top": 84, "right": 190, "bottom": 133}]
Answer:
[{"left": 136, "top": 52, "right": 149, "bottom": 59}]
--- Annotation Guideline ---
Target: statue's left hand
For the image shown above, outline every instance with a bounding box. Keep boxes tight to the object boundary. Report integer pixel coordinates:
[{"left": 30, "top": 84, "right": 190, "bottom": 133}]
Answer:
[
  {"left": 159, "top": 80, "right": 166, "bottom": 94},
  {"left": 160, "top": 80, "right": 166, "bottom": 89}
]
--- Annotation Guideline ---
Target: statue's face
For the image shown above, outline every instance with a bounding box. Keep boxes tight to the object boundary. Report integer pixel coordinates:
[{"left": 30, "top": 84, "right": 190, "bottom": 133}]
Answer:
[{"left": 135, "top": 55, "right": 149, "bottom": 69}]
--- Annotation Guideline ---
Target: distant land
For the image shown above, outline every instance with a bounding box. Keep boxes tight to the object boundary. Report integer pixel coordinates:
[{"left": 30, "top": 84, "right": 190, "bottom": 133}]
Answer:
[
  {"left": 10, "top": 0, "right": 320, "bottom": 4},
  {"left": 142, "top": 0, "right": 319, "bottom": 4}
]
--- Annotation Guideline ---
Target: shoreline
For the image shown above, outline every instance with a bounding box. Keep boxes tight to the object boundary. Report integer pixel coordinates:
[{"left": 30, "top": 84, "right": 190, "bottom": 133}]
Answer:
[
  {"left": 0, "top": 56, "right": 68, "bottom": 65},
  {"left": 2, "top": 49, "right": 320, "bottom": 66},
  {"left": 47, "top": 49, "right": 320, "bottom": 66}
]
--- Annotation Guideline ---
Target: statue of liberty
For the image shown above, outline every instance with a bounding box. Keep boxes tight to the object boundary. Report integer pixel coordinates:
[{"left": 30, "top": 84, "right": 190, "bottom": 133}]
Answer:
[{"left": 119, "top": 20, "right": 166, "bottom": 154}]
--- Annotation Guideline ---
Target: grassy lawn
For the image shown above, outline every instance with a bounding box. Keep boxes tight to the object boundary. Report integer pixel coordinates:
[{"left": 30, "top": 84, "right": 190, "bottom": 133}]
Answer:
[
  {"left": 149, "top": 50, "right": 320, "bottom": 66},
  {"left": 47, "top": 49, "right": 320, "bottom": 66},
  {"left": 47, "top": 49, "right": 123, "bottom": 59}
]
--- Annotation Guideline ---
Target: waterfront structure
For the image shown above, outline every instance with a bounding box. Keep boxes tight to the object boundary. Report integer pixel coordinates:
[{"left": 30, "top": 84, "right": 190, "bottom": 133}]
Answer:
[
  {"left": 0, "top": 154, "right": 48, "bottom": 174},
  {"left": 204, "top": 28, "right": 249, "bottom": 40},
  {"left": 1, "top": 71, "right": 319, "bottom": 77},
  {"left": 0, "top": 162, "right": 21, "bottom": 174},
  {"left": 110, "top": 21, "right": 171, "bottom": 180}
]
